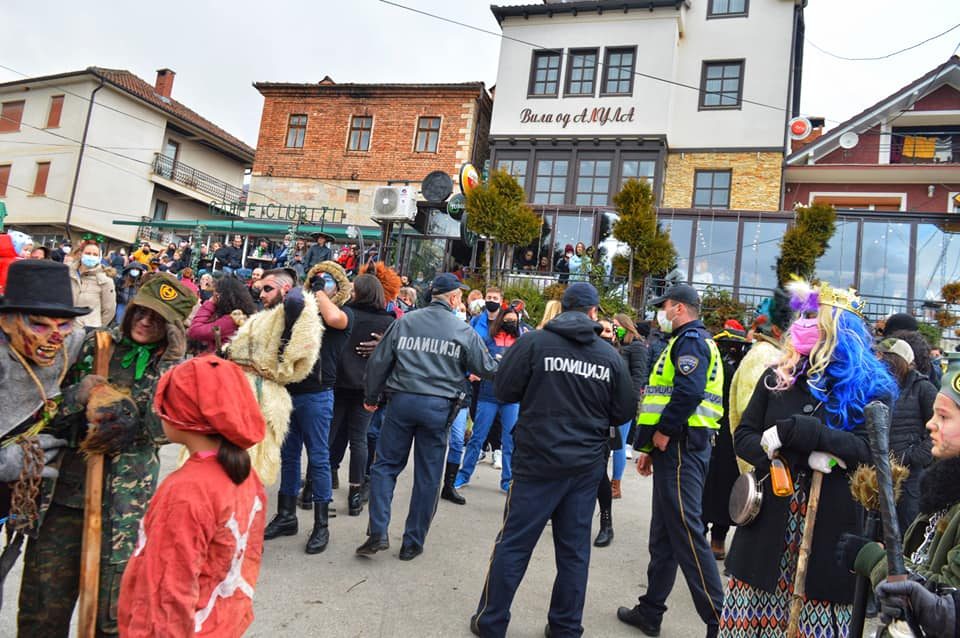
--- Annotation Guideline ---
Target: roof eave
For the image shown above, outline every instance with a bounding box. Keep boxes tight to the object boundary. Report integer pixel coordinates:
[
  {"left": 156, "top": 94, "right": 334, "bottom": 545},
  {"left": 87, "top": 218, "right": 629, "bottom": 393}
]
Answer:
[
  {"left": 786, "top": 56, "right": 960, "bottom": 165},
  {"left": 491, "top": 0, "right": 688, "bottom": 24}
]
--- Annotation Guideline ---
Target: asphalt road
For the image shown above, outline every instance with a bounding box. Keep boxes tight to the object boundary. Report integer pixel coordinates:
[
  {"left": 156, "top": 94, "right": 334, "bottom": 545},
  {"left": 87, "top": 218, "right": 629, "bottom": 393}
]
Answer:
[{"left": 0, "top": 446, "right": 726, "bottom": 637}]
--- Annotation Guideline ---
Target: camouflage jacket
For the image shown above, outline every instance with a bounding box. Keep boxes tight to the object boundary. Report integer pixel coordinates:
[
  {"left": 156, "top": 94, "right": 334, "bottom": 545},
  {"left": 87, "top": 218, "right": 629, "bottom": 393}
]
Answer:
[{"left": 36, "top": 328, "right": 173, "bottom": 565}]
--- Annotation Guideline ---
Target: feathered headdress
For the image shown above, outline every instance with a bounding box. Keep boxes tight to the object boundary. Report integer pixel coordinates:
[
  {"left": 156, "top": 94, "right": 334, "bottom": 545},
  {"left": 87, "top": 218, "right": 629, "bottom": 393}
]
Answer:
[{"left": 360, "top": 261, "right": 402, "bottom": 303}]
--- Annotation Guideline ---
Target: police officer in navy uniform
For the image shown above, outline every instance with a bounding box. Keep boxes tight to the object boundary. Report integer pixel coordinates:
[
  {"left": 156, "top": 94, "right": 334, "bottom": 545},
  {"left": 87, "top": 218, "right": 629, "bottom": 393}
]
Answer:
[
  {"left": 617, "top": 284, "right": 725, "bottom": 638},
  {"left": 471, "top": 283, "right": 635, "bottom": 638},
  {"left": 357, "top": 273, "right": 497, "bottom": 560}
]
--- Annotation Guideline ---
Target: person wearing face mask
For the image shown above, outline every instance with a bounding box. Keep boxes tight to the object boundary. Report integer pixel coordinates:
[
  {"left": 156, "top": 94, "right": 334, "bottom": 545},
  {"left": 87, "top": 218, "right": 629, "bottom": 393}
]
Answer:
[
  {"left": 70, "top": 239, "right": 117, "bottom": 328},
  {"left": 115, "top": 263, "right": 146, "bottom": 324},
  {"left": 717, "top": 281, "right": 897, "bottom": 638},
  {"left": 619, "top": 283, "right": 727, "bottom": 638},
  {"left": 455, "top": 305, "right": 527, "bottom": 493},
  {"left": 555, "top": 244, "right": 573, "bottom": 284},
  {"left": 470, "top": 287, "right": 503, "bottom": 338}
]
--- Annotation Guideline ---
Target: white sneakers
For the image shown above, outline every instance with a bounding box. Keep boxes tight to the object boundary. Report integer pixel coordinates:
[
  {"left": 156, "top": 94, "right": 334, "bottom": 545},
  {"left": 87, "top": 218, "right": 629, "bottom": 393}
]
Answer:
[
  {"left": 625, "top": 444, "right": 634, "bottom": 460},
  {"left": 492, "top": 449, "right": 503, "bottom": 469}
]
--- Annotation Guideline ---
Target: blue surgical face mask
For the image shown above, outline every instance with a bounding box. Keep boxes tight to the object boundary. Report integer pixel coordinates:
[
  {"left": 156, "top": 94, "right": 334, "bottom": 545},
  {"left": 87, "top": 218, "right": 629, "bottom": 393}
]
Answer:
[
  {"left": 81, "top": 255, "right": 100, "bottom": 269},
  {"left": 129, "top": 269, "right": 141, "bottom": 278},
  {"left": 455, "top": 310, "right": 467, "bottom": 322}
]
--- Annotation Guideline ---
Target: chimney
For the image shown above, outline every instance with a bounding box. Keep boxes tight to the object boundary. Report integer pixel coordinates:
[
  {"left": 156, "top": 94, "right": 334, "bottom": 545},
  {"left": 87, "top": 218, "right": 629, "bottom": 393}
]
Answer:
[
  {"left": 155, "top": 68, "right": 176, "bottom": 98},
  {"left": 790, "top": 116, "right": 825, "bottom": 154}
]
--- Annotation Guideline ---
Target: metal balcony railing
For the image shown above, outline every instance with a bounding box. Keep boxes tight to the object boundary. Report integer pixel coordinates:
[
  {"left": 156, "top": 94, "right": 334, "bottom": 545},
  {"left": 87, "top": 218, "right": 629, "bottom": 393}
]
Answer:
[{"left": 152, "top": 153, "right": 244, "bottom": 203}]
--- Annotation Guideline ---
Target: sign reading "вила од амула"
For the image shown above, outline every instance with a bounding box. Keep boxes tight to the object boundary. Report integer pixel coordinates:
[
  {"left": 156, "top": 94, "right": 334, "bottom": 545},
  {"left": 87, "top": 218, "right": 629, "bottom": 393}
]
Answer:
[{"left": 519, "top": 106, "right": 636, "bottom": 129}]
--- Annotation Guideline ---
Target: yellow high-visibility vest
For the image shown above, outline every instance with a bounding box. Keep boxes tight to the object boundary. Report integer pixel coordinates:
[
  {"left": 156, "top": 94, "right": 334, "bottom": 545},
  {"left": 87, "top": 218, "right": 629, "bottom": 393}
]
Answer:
[{"left": 638, "top": 332, "right": 724, "bottom": 431}]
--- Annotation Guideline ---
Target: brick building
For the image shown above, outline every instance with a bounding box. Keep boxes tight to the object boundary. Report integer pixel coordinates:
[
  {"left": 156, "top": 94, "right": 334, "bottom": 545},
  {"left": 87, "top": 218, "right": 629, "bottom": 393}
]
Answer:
[{"left": 248, "top": 78, "right": 491, "bottom": 271}]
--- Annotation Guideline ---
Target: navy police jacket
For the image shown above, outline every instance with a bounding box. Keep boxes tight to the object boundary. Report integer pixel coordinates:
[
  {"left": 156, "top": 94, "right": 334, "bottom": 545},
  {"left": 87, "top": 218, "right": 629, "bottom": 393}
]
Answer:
[
  {"left": 364, "top": 298, "right": 497, "bottom": 404},
  {"left": 494, "top": 311, "right": 636, "bottom": 480}
]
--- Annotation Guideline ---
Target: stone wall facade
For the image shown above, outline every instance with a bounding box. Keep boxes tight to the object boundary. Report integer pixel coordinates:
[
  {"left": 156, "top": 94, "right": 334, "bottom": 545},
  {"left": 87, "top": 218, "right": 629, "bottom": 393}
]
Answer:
[{"left": 661, "top": 151, "right": 783, "bottom": 211}]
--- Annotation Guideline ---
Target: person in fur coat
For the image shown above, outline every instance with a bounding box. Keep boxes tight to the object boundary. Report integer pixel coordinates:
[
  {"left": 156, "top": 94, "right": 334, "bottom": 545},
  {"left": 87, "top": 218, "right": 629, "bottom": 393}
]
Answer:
[{"left": 224, "top": 285, "right": 322, "bottom": 484}]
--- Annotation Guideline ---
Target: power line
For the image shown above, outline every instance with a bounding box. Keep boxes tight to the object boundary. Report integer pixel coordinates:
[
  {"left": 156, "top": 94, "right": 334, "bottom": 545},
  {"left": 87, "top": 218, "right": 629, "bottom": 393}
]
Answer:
[
  {"left": 4, "top": 182, "right": 149, "bottom": 222},
  {"left": 807, "top": 22, "right": 960, "bottom": 62},
  {"left": 377, "top": 0, "right": 788, "bottom": 115},
  {"left": 0, "top": 63, "right": 166, "bottom": 130}
]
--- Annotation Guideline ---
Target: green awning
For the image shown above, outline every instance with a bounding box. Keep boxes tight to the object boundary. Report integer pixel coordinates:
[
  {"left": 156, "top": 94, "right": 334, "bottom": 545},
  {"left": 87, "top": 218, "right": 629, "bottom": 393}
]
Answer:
[{"left": 112, "top": 218, "right": 383, "bottom": 240}]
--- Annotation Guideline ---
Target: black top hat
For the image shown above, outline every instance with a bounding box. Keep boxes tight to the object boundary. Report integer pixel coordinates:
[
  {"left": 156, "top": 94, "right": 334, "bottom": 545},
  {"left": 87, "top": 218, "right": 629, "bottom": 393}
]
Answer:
[{"left": 0, "top": 260, "right": 92, "bottom": 318}]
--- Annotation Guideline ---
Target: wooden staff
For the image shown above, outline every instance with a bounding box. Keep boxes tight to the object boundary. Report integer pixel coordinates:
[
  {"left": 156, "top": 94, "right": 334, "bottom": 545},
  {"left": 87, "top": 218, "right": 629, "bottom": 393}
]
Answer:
[
  {"left": 78, "top": 331, "right": 112, "bottom": 637},
  {"left": 786, "top": 469, "right": 824, "bottom": 638}
]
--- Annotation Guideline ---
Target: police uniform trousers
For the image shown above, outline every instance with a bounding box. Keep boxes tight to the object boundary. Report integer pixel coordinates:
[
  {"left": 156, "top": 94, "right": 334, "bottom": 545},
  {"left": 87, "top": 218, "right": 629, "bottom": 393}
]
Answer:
[
  {"left": 638, "top": 438, "right": 724, "bottom": 630},
  {"left": 368, "top": 392, "right": 453, "bottom": 548},
  {"left": 474, "top": 463, "right": 604, "bottom": 638}
]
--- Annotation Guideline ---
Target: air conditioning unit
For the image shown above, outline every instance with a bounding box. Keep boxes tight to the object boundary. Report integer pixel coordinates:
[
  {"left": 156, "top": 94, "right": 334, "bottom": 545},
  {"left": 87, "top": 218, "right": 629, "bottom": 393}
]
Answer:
[{"left": 372, "top": 186, "right": 418, "bottom": 223}]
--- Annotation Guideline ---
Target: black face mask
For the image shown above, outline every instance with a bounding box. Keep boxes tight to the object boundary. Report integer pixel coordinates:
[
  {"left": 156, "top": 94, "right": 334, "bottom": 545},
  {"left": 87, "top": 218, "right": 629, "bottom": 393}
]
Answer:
[
  {"left": 485, "top": 300, "right": 501, "bottom": 313},
  {"left": 502, "top": 322, "right": 519, "bottom": 336}
]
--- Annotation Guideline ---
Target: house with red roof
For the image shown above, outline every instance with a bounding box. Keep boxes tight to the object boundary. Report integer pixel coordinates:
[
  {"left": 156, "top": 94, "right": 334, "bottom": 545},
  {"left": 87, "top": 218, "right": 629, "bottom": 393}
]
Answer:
[
  {"left": 0, "top": 67, "right": 255, "bottom": 246},
  {"left": 784, "top": 56, "right": 960, "bottom": 306}
]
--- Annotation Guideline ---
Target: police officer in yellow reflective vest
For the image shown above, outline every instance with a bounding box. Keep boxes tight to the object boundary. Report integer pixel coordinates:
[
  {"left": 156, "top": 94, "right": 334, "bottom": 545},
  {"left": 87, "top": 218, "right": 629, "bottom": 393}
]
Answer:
[{"left": 617, "top": 284, "right": 725, "bottom": 638}]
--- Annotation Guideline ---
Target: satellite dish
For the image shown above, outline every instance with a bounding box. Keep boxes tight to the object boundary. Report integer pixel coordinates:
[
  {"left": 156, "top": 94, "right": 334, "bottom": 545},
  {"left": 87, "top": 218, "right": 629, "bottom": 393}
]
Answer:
[
  {"left": 421, "top": 171, "right": 454, "bottom": 203},
  {"left": 839, "top": 132, "right": 860, "bottom": 150},
  {"left": 788, "top": 117, "right": 812, "bottom": 140}
]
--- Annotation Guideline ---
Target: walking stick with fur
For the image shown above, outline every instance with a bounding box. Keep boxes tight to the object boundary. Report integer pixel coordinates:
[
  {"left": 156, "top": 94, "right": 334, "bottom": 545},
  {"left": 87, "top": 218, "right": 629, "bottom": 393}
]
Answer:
[
  {"left": 786, "top": 468, "right": 824, "bottom": 638},
  {"left": 78, "top": 331, "right": 112, "bottom": 637},
  {"left": 864, "top": 400, "right": 925, "bottom": 637}
]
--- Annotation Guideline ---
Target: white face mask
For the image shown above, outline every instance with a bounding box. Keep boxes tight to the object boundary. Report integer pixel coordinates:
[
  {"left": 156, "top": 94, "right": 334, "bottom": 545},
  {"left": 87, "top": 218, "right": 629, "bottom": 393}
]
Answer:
[
  {"left": 657, "top": 309, "right": 673, "bottom": 334},
  {"left": 454, "top": 310, "right": 467, "bottom": 322}
]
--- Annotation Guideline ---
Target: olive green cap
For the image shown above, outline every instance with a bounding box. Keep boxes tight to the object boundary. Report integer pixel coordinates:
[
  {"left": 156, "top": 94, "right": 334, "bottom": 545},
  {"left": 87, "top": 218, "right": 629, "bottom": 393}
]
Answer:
[
  {"left": 129, "top": 273, "right": 196, "bottom": 324},
  {"left": 939, "top": 353, "right": 960, "bottom": 408}
]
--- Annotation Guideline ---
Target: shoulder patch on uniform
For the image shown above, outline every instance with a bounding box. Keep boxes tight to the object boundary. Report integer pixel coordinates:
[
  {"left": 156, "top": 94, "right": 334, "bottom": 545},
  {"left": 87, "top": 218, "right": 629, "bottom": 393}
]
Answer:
[{"left": 677, "top": 355, "right": 699, "bottom": 375}]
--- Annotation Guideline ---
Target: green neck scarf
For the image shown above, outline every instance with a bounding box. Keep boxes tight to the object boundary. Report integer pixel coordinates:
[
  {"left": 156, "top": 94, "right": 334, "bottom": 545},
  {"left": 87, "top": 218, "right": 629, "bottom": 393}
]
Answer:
[{"left": 120, "top": 338, "right": 159, "bottom": 380}]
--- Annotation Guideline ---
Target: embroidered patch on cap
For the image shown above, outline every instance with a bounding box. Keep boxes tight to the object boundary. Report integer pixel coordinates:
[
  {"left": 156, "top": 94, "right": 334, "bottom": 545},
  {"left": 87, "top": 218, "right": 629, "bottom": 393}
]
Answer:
[
  {"left": 952, "top": 372, "right": 960, "bottom": 397},
  {"left": 677, "top": 355, "right": 699, "bottom": 375},
  {"left": 158, "top": 283, "right": 179, "bottom": 301}
]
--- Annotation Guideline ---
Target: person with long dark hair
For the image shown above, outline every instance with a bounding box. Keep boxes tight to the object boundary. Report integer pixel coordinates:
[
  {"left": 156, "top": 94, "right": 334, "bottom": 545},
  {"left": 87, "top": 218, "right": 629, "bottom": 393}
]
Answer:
[
  {"left": 455, "top": 304, "right": 527, "bottom": 493},
  {"left": 118, "top": 356, "right": 267, "bottom": 637},
  {"left": 187, "top": 276, "right": 257, "bottom": 353},
  {"left": 330, "top": 274, "right": 395, "bottom": 516}
]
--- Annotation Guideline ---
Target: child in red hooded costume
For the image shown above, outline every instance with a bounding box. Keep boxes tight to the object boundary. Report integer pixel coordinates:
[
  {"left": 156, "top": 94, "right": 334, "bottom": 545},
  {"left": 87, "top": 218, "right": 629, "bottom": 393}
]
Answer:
[{"left": 118, "top": 356, "right": 267, "bottom": 637}]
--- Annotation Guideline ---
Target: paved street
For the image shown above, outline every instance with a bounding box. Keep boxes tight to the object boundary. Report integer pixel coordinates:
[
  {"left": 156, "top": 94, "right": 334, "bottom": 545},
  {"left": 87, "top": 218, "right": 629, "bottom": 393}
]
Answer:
[{"left": 1, "top": 444, "right": 708, "bottom": 637}]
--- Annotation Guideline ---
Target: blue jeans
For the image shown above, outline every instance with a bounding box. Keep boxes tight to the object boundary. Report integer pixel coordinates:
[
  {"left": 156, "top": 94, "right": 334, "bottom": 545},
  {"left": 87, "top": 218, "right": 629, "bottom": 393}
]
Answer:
[
  {"left": 474, "top": 463, "right": 604, "bottom": 638},
  {"left": 279, "top": 390, "right": 334, "bottom": 503},
  {"left": 611, "top": 421, "right": 631, "bottom": 481},
  {"left": 456, "top": 400, "right": 519, "bottom": 491},
  {"left": 447, "top": 408, "right": 468, "bottom": 465},
  {"left": 368, "top": 392, "right": 453, "bottom": 548}
]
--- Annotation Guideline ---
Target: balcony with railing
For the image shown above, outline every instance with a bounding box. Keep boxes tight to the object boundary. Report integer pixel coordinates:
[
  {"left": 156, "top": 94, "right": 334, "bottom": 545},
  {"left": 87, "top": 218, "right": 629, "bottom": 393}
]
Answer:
[{"left": 151, "top": 153, "right": 244, "bottom": 203}]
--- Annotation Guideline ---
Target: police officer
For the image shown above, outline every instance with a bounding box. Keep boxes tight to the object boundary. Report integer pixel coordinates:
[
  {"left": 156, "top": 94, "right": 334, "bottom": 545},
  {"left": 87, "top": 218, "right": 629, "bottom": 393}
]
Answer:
[
  {"left": 356, "top": 272, "right": 497, "bottom": 560},
  {"left": 617, "top": 284, "right": 725, "bottom": 638},
  {"left": 471, "top": 283, "right": 635, "bottom": 638}
]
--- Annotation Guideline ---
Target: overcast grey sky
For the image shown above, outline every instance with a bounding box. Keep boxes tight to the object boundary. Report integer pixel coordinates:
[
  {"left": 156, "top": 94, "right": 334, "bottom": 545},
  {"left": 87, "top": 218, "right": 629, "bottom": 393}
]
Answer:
[{"left": 2, "top": 0, "right": 958, "bottom": 147}]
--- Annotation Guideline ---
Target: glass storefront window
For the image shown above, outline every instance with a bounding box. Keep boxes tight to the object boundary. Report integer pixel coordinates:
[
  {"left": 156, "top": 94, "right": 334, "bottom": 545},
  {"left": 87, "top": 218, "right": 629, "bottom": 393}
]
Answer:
[
  {"left": 915, "top": 223, "right": 960, "bottom": 302},
  {"left": 815, "top": 220, "right": 859, "bottom": 290},
  {"left": 554, "top": 213, "right": 595, "bottom": 258},
  {"left": 739, "top": 221, "right": 787, "bottom": 292},
  {"left": 693, "top": 220, "right": 738, "bottom": 288},
  {"left": 859, "top": 222, "right": 910, "bottom": 300},
  {"left": 661, "top": 217, "right": 693, "bottom": 279},
  {"left": 403, "top": 237, "right": 447, "bottom": 285}
]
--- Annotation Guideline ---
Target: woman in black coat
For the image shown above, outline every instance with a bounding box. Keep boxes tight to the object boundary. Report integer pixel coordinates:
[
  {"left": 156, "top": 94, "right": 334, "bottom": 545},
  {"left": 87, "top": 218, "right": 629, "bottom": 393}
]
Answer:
[
  {"left": 329, "top": 274, "right": 395, "bottom": 515},
  {"left": 720, "top": 282, "right": 898, "bottom": 638},
  {"left": 877, "top": 337, "right": 936, "bottom": 532}
]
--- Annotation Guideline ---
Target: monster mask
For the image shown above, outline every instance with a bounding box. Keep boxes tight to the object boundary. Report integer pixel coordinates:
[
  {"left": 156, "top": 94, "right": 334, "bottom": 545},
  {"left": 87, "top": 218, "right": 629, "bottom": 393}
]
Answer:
[{"left": 0, "top": 313, "right": 75, "bottom": 367}]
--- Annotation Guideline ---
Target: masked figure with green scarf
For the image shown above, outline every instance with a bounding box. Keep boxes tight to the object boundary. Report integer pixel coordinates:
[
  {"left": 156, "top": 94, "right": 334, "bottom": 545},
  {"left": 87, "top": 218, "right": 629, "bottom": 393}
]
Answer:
[{"left": 18, "top": 272, "right": 196, "bottom": 637}]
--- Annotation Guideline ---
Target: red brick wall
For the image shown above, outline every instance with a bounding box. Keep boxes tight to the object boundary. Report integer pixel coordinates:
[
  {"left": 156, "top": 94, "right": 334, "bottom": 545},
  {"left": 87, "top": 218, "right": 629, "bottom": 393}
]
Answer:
[
  {"left": 786, "top": 182, "right": 960, "bottom": 213},
  {"left": 913, "top": 85, "right": 960, "bottom": 111},
  {"left": 253, "top": 87, "right": 490, "bottom": 183}
]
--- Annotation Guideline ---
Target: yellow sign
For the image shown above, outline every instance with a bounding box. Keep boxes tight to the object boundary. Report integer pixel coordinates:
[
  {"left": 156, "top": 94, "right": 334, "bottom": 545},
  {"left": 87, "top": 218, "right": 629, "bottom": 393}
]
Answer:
[{"left": 459, "top": 163, "right": 481, "bottom": 197}]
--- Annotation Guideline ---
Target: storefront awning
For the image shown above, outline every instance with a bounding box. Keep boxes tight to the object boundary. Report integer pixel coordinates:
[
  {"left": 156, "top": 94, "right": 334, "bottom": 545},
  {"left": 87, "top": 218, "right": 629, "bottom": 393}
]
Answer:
[{"left": 112, "top": 219, "right": 383, "bottom": 241}]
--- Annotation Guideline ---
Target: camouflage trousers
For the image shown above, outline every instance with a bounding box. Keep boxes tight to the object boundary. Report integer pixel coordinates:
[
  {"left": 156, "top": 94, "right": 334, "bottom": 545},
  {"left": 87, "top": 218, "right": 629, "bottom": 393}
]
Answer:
[{"left": 18, "top": 503, "right": 124, "bottom": 637}]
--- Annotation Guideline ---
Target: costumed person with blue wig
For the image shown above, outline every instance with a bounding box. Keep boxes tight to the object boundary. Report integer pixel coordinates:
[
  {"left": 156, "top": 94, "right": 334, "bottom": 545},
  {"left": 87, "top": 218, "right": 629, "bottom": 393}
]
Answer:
[{"left": 718, "top": 280, "right": 898, "bottom": 638}]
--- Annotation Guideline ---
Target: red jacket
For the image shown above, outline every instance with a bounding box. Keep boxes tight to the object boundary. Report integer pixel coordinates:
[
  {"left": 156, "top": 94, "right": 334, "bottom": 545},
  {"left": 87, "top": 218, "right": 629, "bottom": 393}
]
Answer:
[
  {"left": 187, "top": 299, "right": 239, "bottom": 353},
  {"left": 118, "top": 453, "right": 266, "bottom": 637}
]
